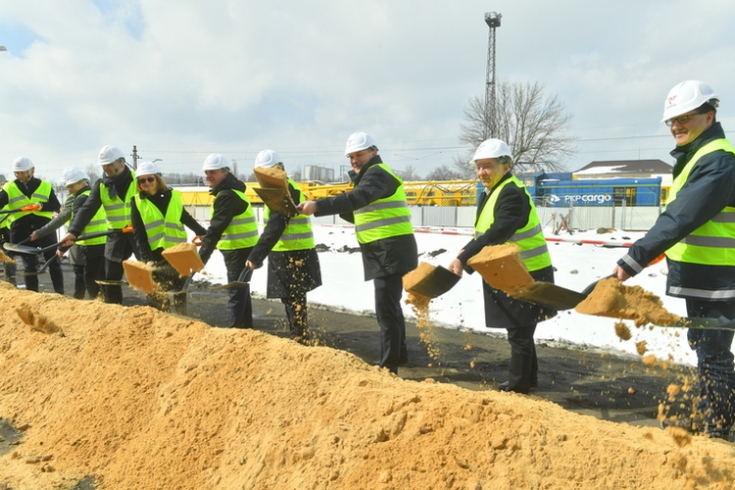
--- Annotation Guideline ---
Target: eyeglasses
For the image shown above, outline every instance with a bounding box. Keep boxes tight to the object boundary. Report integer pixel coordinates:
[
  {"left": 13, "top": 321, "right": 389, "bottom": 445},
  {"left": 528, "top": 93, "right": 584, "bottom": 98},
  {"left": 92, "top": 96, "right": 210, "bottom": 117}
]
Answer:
[
  {"left": 137, "top": 176, "right": 156, "bottom": 184},
  {"left": 665, "top": 110, "right": 708, "bottom": 127}
]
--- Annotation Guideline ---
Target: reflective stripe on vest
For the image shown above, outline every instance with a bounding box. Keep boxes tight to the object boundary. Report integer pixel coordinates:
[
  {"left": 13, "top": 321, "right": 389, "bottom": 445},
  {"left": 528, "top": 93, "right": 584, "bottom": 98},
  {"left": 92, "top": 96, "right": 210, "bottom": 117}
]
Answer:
[
  {"left": 353, "top": 164, "right": 413, "bottom": 245},
  {"left": 213, "top": 189, "right": 259, "bottom": 250},
  {"left": 75, "top": 189, "right": 107, "bottom": 246},
  {"left": 665, "top": 139, "right": 735, "bottom": 268},
  {"left": 135, "top": 190, "right": 187, "bottom": 250},
  {"left": 100, "top": 172, "right": 136, "bottom": 229},
  {"left": 2, "top": 180, "right": 53, "bottom": 225},
  {"left": 264, "top": 179, "right": 315, "bottom": 252},
  {"left": 474, "top": 175, "right": 552, "bottom": 272}
]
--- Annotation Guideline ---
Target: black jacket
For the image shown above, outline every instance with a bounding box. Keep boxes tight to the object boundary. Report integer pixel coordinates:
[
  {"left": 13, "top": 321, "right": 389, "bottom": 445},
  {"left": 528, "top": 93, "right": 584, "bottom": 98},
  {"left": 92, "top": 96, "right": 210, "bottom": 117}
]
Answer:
[
  {"left": 0, "top": 177, "right": 61, "bottom": 244},
  {"left": 315, "top": 154, "right": 418, "bottom": 280},
  {"left": 459, "top": 172, "right": 555, "bottom": 329},
  {"left": 198, "top": 172, "right": 250, "bottom": 265},
  {"left": 618, "top": 123, "right": 735, "bottom": 299},
  {"left": 130, "top": 188, "right": 207, "bottom": 263}
]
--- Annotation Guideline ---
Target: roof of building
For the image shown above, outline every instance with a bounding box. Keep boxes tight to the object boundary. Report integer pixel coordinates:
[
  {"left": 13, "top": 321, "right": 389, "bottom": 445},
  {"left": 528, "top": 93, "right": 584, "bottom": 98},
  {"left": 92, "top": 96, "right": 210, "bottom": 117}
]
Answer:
[{"left": 574, "top": 159, "right": 672, "bottom": 175}]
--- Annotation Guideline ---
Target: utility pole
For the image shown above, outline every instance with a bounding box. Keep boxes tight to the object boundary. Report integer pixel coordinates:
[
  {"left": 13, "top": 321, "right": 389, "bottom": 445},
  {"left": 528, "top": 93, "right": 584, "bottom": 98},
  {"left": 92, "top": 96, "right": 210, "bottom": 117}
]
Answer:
[
  {"left": 484, "top": 12, "right": 502, "bottom": 139},
  {"left": 131, "top": 146, "right": 139, "bottom": 170}
]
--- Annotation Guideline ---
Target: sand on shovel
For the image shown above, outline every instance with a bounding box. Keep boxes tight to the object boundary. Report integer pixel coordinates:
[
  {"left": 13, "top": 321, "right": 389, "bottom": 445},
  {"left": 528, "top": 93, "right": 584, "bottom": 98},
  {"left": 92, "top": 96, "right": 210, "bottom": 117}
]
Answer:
[
  {"left": 161, "top": 243, "right": 205, "bottom": 277},
  {"left": 122, "top": 260, "right": 157, "bottom": 294},
  {"left": 466, "top": 243, "right": 536, "bottom": 294},
  {"left": 575, "top": 277, "right": 681, "bottom": 327}
]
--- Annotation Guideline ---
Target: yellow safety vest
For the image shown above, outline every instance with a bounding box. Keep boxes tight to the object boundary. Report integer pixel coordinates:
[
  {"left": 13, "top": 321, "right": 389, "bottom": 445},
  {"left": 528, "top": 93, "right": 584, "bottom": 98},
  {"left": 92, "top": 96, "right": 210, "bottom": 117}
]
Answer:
[
  {"left": 99, "top": 173, "right": 136, "bottom": 229},
  {"left": 264, "top": 179, "right": 314, "bottom": 252},
  {"left": 75, "top": 190, "right": 107, "bottom": 246},
  {"left": 134, "top": 190, "right": 187, "bottom": 250},
  {"left": 2, "top": 180, "right": 53, "bottom": 225},
  {"left": 665, "top": 139, "right": 735, "bottom": 265},
  {"left": 353, "top": 164, "right": 413, "bottom": 245},
  {"left": 214, "top": 189, "right": 259, "bottom": 250},
  {"left": 475, "top": 175, "right": 552, "bottom": 272}
]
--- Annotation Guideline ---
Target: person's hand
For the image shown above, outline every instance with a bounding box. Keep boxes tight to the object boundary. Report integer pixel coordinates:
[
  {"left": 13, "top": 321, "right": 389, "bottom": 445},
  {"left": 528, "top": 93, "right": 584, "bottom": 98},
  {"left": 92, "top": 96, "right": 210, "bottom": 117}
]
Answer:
[
  {"left": 298, "top": 201, "right": 318, "bottom": 216},
  {"left": 245, "top": 260, "right": 257, "bottom": 270},
  {"left": 56, "top": 249, "right": 65, "bottom": 259},
  {"left": 29, "top": 231, "right": 39, "bottom": 242},
  {"left": 613, "top": 265, "right": 630, "bottom": 281},
  {"left": 192, "top": 235, "right": 203, "bottom": 246},
  {"left": 448, "top": 258, "right": 464, "bottom": 276},
  {"left": 59, "top": 232, "right": 77, "bottom": 247}
]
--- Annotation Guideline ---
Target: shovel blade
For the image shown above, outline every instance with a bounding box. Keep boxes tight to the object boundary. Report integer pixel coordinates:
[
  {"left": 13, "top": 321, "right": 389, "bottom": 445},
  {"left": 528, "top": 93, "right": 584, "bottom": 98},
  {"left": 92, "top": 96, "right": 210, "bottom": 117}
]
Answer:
[
  {"left": 512, "top": 282, "right": 587, "bottom": 311},
  {"left": 404, "top": 264, "right": 461, "bottom": 299}
]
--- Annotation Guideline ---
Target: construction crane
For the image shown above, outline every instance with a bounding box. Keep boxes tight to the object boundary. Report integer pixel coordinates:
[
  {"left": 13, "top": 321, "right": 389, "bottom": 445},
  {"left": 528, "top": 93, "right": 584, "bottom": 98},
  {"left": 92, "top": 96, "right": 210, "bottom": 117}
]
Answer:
[{"left": 484, "top": 12, "right": 502, "bottom": 139}]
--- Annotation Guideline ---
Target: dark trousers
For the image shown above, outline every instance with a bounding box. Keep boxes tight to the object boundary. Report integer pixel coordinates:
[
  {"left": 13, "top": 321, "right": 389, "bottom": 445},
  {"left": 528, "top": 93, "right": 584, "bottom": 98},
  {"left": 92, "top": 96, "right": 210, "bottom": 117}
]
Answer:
[
  {"left": 104, "top": 259, "right": 125, "bottom": 304},
  {"left": 20, "top": 247, "right": 64, "bottom": 294},
  {"left": 506, "top": 324, "right": 538, "bottom": 394},
  {"left": 374, "top": 273, "right": 407, "bottom": 374},
  {"left": 72, "top": 264, "right": 85, "bottom": 299},
  {"left": 83, "top": 252, "right": 105, "bottom": 300},
  {"left": 282, "top": 291, "right": 308, "bottom": 339},
  {"left": 686, "top": 299, "right": 735, "bottom": 437},
  {"left": 222, "top": 248, "right": 254, "bottom": 328}
]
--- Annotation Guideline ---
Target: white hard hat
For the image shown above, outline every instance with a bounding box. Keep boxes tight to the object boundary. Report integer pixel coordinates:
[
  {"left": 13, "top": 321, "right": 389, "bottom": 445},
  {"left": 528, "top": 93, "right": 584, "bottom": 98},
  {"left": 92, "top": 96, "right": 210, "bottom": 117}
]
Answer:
[
  {"left": 98, "top": 145, "right": 125, "bottom": 165},
  {"left": 135, "top": 161, "right": 160, "bottom": 178},
  {"left": 61, "top": 167, "right": 89, "bottom": 186},
  {"left": 344, "top": 132, "right": 377, "bottom": 156},
  {"left": 661, "top": 80, "right": 719, "bottom": 123},
  {"left": 472, "top": 138, "right": 513, "bottom": 162},
  {"left": 254, "top": 149, "right": 282, "bottom": 168},
  {"left": 202, "top": 154, "right": 229, "bottom": 171},
  {"left": 12, "top": 157, "right": 34, "bottom": 172}
]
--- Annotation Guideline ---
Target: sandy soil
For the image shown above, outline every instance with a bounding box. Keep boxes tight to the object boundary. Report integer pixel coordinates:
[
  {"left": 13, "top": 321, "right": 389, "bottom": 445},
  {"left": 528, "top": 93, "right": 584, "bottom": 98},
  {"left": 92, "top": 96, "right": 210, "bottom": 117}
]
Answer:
[{"left": 1, "top": 275, "right": 734, "bottom": 489}]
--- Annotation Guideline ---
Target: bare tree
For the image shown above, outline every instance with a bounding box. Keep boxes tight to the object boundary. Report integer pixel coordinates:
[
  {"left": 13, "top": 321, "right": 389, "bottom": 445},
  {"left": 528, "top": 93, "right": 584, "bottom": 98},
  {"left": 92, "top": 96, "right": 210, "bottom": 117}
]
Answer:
[
  {"left": 425, "top": 164, "right": 467, "bottom": 181},
  {"left": 396, "top": 164, "right": 422, "bottom": 182},
  {"left": 85, "top": 165, "right": 101, "bottom": 183},
  {"left": 458, "top": 80, "right": 576, "bottom": 174}
]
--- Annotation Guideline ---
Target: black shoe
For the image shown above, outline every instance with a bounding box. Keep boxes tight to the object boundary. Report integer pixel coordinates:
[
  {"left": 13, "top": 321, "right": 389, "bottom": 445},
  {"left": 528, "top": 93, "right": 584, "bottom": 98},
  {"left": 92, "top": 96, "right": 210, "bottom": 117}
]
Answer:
[
  {"left": 398, "top": 354, "right": 409, "bottom": 366},
  {"left": 499, "top": 380, "right": 538, "bottom": 391}
]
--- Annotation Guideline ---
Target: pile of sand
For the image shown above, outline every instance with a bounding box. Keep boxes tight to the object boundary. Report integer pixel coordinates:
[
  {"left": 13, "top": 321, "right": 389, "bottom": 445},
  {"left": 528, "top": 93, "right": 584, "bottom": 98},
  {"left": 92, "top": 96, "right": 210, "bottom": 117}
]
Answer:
[{"left": 1, "top": 282, "right": 734, "bottom": 489}]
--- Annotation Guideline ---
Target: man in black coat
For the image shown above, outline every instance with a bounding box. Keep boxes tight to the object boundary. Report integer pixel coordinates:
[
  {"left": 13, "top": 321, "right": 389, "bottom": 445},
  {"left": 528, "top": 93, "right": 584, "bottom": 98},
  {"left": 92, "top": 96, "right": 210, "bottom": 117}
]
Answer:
[
  {"left": 448, "top": 139, "right": 555, "bottom": 394},
  {"left": 300, "top": 132, "right": 418, "bottom": 374},
  {"left": 59, "top": 145, "right": 138, "bottom": 304},
  {"left": 0, "top": 157, "right": 63, "bottom": 293}
]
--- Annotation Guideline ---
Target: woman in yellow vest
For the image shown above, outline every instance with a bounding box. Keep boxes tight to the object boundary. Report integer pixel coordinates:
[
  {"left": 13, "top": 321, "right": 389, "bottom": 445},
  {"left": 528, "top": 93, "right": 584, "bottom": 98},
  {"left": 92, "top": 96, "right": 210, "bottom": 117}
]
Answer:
[
  {"left": 130, "top": 161, "right": 207, "bottom": 313},
  {"left": 448, "top": 139, "right": 555, "bottom": 394},
  {"left": 615, "top": 81, "right": 735, "bottom": 439},
  {"left": 246, "top": 150, "right": 322, "bottom": 343},
  {"left": 30, "top": 167, "right": 107, "bottom": 299}
]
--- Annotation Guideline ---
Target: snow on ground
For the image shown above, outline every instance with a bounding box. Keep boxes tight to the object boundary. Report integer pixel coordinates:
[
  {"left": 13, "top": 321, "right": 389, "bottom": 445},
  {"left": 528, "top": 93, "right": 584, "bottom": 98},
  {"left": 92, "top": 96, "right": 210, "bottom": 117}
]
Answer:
[{"left": 200, "top": 224, "right": 698, "bottom": 367}]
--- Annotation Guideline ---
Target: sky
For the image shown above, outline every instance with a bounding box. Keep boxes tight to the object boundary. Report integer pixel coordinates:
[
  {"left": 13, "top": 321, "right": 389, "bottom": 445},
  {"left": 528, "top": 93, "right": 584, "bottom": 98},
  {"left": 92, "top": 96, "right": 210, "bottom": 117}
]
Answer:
[
  {"left": 2, "top": 0, "right": 735, "bottom": 183},
  {"left": 196, "top": 224, "right": 700, "bottom": 367}
]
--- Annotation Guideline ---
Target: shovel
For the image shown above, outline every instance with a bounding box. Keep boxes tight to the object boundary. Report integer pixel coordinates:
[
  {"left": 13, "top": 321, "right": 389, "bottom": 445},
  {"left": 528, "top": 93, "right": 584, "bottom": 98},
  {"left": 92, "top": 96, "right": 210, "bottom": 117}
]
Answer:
[
  {"left": 17, "top": 254, "right": 60, "bottom": 277},
  {"left": 403, "top": 262, "right": 461, "bottom": 299},
  {"left": 0, "top": 203, "right": 42, "bottom": 215},
  {"left": 3, "top": 226, "right": 130, "bottom": 255},
  {"left": 211, "top": 267, "right": 254, "bottom": 290},
  {"left": 511, "top": 275, "right": 612, "bottom": 311}
]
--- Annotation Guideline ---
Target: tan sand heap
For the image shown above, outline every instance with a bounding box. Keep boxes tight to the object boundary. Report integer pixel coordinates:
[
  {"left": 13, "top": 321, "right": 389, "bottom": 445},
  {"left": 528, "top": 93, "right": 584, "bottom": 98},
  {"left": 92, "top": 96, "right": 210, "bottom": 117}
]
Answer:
[
  {"left": 161, "top": 242, "right": 205, "bottom": 277},
  {"left": 467, "top": 243, "right": 535, "bottom": 294},
  {"left": 1, "top": 282, "right": 734, "bottom": 489},
  {"left": 575, "top": 277, "right": 681, "bottom": 327}
]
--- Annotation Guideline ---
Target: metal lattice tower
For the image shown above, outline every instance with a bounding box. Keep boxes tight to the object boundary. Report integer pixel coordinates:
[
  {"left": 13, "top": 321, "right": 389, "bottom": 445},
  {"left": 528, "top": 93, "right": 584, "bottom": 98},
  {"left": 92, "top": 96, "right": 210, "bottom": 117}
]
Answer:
[{"left": 484, "top": 12, "right": 502, "bottom": 139}]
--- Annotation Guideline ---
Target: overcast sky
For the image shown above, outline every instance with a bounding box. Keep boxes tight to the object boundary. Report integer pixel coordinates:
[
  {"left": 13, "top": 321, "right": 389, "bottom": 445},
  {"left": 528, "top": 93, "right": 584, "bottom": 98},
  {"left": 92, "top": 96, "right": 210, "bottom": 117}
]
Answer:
[{"left": 2, "top": 0, "right": 735, "bottom": 183}]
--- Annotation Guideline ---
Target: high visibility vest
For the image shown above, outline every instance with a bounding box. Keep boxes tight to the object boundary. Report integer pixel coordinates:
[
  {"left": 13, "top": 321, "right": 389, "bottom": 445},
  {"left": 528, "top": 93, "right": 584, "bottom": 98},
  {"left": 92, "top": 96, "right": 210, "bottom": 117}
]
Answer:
[
  {"left": 475, "top": 175, "right": 552, "bottom": 272},
  {"left": 353, "top": 164, "right": 413, "bottom": 245},
  {"left": 214, "top": 189, "right": 258, "bottom": 250},
  {"left": 264, "top": 179, "right": 314, "bottom": 252},
  {"left": 99, "top": 173, "right": 136, "bottom": 229},
  {"left": 74, "top": 190, "right": 107, "bottom": 246},
  {"left": 665, "top": 139, "right": 735, "bottom": 265},
  {"left": 2, "top": 180, "right": 53, "bottom": 225},
  {"left": 134, "top": 190, "right": 187, "bottom": 250}
]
